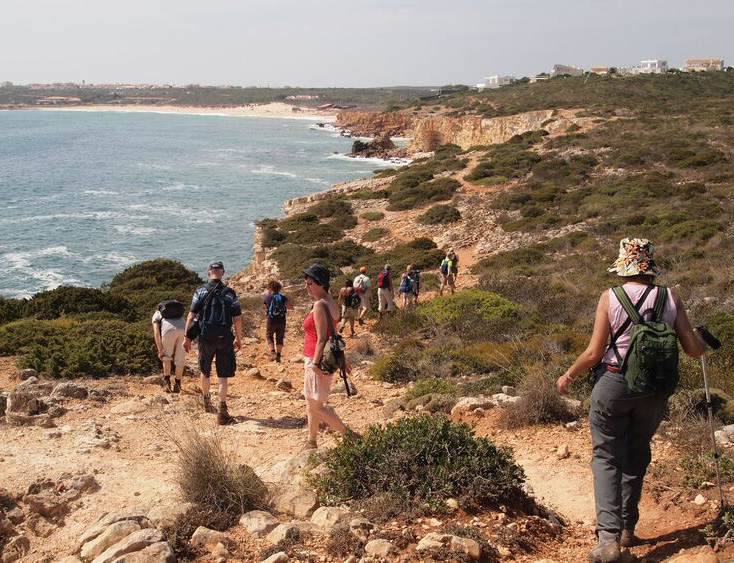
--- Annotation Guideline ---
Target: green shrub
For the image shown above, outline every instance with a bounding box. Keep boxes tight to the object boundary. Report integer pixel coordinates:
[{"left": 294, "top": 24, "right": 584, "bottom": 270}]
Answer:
[
  {"left": 0, "top": 296, "right": 29, "bottom": 325},
  {"left": 311, "top": 415, "right": 525, "bottom": 509},
  {"left": 419, "top": 289, "right": 520, "bottom": 326},
  {"left": 405, "top": 377, "right": 458, "bottom": 400},
  {"left": 361, "top": 211, "right": 385, "bottom": 221},
  {"left": 660, "top": 219, "right": 723, "bottom": 243},
  {"left": 309, "top": 198, "right": 353, "bottom": 218},
  {"left": 285, "top": 223, "right": 344, "bottom": 245},
  {"left": 25, "top": 286, "right": 132, "bottom": 321},
  {"left": 387, "top": 177, "right": 460, "bottom": 211},
  {"left": 362, "top": 228, "right": 389, "bottom": 242},
  {"left": 417, "top": 205, "right": 461, "bottom": 225},
  {"left": 329, "top": 214, "right": 358, "bottom": 230},
  {"left": 369, "top": 349, "right": 420, "bottom": 383},
  {"left": 18, "top": 320, "right": 157, "bottom": 378},
  {"left": 681, "top": 451, "right": 734, "bottom": 488},
  {"left": 348, "top": 189, "right": 390, "bottom": 200}
]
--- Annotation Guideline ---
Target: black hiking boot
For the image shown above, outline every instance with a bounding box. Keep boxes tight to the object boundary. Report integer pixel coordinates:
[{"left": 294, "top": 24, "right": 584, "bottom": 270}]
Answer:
[
  {"left": 217, "top": 402, "right": 235, "bottom": 425},
  {"left": 270, "top": 349, "right": 277, "bottom": 362},
  {"left": 161, "top": 376, "right": 171, "bottom": 393},
  {"left": 202, "top": 393, "right": 216, "bottom": 414},
  {"left": 275, "top": 352, "right": 281, "bottom": 363},
  {"left": 172, "top": 379, "right": 182, "bottom": 394}
]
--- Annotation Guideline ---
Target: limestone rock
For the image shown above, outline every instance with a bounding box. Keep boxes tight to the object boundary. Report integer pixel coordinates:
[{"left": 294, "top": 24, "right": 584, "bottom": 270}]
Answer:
[
  {"left": 190, "top": 526, "right": 235, "bottom": 553},
  {"left": 416, "top": 532, "right": 449, "bottom": 551},
  {"left": 694, "top": 494, "right": 707, "bottom": 505},
  {"left": 91, "top": 528, "right": 165, "bottom": 563},
  {"left": 76, "top": 513, "right": 149, "bottom": 551},
  {"left": 721, "top": 423, "right": 734, "bottom": 441},
  {"left": 310, "top": 506, "right": 350, "bottom": 529},
  {"left": 450, "top": 397, "right": 494, "bottom": 417},
  {"left": 52, "top": 382, "right": 89, "bottom": 400},
  {"left": 275, "top": 379, "right": 293, "bottom": 391},
  {"left": 58, "top": 558, "right": 84, "bottom": 563},
  {"left": 262, "top": 552, "right": 288, "bottom": 563},
  {"left": 501, "top": 385, "right": 518, "bottom": 396},
  {"left": 331, "top": 380, "right": 358, "bottom": 396},
  {"left": 364, "top": 539, "right": 395, "bottom": 557},
  {"left": 26, "top": 513, "right": 56, "bottom": 537},
  {"left": 492, "top": 393, "right": 522, "bottom": 406},
  {"left": 6, "top": 391, "right": 41, "bottom": 415},
  {"left": 110, "top": 400, "right": 148, "bottom": 415},
  {"left": 349, "top": 517, "right": 374, "bottom": 542},
  {"left": 1, "top": 535, "right": 30, "bottom": 562},
  {"left": 81, "top": 520, "right": 142, "bottom": 561},
  {"left": 266, "top": 523, "right": 299, "bottom": 545},
  {"left": 6, "top": 507, "right": 24, "bottom": 525},
  {"left": 142, "top": 375, "right": 163, "bottom": 385},
  {"left": 556, "top": 444, "right": 570, "bottom": 460},
  {"left": 715, "top": 430, "right": 731, "bottom": 447},
  {"left": 445, "top": 498, "right": 459, "bottom": 511},
  {"left": 16, "top": 368, "right": 38, "bottom": 381},
  {"left": 382, "top": 397, "right": 406, "bottom": 418},
  {"left": 145, "top": 502, "right": 195, "bottom": 529},
  {"left": 273, "top": 486, "right": 318, "bottom": 517},
  {"left": 246, "top": 367, "right": 264, "bottom": 379},
  {"left": 450, "top": 536, "right": 482, "bottom": 560},
  {"left": 667, "top": 547, "right": 719, "bottom": 562},
  {"left": 240, "top": 510, "right": 280, "bottom": 538},
  {"left": 110, "top": 542, "right": 175, "bottom": 563}
]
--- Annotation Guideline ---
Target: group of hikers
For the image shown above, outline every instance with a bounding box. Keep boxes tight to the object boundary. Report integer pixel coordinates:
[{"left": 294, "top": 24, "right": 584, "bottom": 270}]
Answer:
[{"left": 150, "top": 238, "right": 716, "bottom": 563}]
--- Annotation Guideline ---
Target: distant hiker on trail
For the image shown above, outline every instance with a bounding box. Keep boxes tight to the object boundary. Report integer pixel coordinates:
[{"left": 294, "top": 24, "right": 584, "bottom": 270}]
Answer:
[
  {"left": 353, "top": 266, "right": 371, "bottom": 325},
  {"left": 556, "top": 238, "right": 706, "bottom": 563},
  {"left": 301, "top": 264, "right": 353, "bottom": 450},
  {"left": 152, "top": 298, "right": 186, "bottom": 393},
  {"left": 337, "top": 279, "right": 360, "bottom": 337},
  {"left": 183, "top": 261, "right": 243, "bottom": 425},
  {"left": 439, "top": 252, "right": 456, "bottom": 295},
  {"left": 399, "top": 264, "right": 415, "bottom": 309},
  {"left": 409, "top": 263, "right": 422, "bottom": 304},
  {"left": 377, "top": 264, "right": 394, "bottom": 320},
  {"left": 448, "top": 248, "right": 459, "bottom": 279},
  {"left": 263, "top": 279, "right": 291, "bottom": 363}
]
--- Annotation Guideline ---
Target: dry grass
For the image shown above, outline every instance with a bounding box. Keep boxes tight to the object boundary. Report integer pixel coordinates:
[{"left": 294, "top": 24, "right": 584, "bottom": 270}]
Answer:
[
  {"left": 169, "top": 425, "right": 270, "bottom": 515},
  {"left": 500, "top": 368, "right": 577, "bottom": 428}
]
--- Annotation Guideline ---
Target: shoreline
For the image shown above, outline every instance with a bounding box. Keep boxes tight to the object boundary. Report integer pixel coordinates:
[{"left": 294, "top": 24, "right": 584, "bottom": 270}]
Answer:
[{"left": 11, "top": 101, "right": 338, "bottom": 121}]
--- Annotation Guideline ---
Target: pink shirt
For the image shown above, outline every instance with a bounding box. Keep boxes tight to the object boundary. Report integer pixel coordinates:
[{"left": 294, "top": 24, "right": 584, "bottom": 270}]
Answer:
[
  {"left": 603, "top": 283, "right": 678, "bottom": 366},
  {"left": 302, "top": 306, "right": 338, "bottom": 358}
]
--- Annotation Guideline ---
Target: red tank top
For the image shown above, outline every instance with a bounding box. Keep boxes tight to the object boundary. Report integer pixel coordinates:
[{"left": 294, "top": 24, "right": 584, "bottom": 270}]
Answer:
[{"left": 302, "top": 304, "right": 338, "bottom": 358}]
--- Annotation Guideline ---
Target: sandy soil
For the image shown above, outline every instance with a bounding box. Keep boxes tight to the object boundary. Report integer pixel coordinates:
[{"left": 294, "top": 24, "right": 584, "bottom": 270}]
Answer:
[{"left": 29, "top": 102, "right": 337, "bottom": 121}]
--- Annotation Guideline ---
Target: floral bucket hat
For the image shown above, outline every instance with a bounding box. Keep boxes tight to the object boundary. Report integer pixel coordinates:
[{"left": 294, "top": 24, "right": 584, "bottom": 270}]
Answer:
[{"left": 608, "top": 238, "right": 662, "bottom": 277}]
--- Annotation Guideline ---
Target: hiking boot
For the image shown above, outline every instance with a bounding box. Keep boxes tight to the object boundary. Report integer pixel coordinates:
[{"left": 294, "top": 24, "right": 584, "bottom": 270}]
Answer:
[
  {"left": 357, "top": 318, "right": 364, "bottom": 326},
  {"left": 300, "top": 438, "right": 318, "bottom": 452},
  {"left": 620, "top": 529, "right": 640, "bottom": 548},
  {"left": 275, "top": 352, "right": 281, "bottom": 363},
  {"left": 172, "top": 379, "right": 181, "bottom": 394},
  {"left": 202, "top": 394, "right": 217, "bottom": 414},
  {"left": 217, "top": 402, "right": 235, "bottom": 425},
  {"left": 162, "top": 376, "right": 171, "bottom": 393},
  {"left": 588, "top": 531, "right": 622, "bottom": 563},
  {"left": 270, "top": 350, "right": 277, "bottom": 362}
]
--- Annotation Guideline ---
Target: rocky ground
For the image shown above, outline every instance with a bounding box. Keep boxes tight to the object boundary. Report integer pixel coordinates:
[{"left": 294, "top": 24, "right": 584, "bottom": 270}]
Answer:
[{"left": 1, "top": 296, "right": 731, "bottom": 562}]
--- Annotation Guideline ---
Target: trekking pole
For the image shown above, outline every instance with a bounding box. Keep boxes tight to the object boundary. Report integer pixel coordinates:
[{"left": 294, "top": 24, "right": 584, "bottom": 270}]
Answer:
[{"left": 697, "top": 325, "right": 724, "bottom": 511}]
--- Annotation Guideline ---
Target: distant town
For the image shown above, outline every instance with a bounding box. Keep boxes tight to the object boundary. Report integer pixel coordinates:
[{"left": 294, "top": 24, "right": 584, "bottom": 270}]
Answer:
[
  {"left": 478, "top": 57, "right": 727, "bottom": 90},
  {"left": 0, "top": 57, "right": 730, "bottom": 107}
]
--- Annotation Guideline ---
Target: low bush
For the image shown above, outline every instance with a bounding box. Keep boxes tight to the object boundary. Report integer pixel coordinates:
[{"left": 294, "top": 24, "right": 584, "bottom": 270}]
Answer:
[
  {"left": 172, "top": 426, "right": 269, "bottom": 515},
  {"left": 361, "top": 211, "right": 385, "bottom": 221},
  {"left": 387, "top": 177, "right": 461, "bottom": 211},
  {"left": 405, "top": 377, "right": 459, "bottom": 400},
  {"left": 309, "top": 198, "right": 353, "bottom": 218},
  {"left": 681, "top": 451, "right": 734, "bottom": 488},
  {"left": 348, "top": 189, "right": 390, "bottom": 200},
  {"left": 369, "top": 347, "right": 420, "bottom": 383},
  {"left": 311, "top": 415, "right": 525, "bottom": 510},
  {"left": 417, "top": 204, "right": 461, "bottom": 225},
  {"left": 500, "top": 369, "right": 577, "bottom": 428},
  {"left": 362, "top": 227, "right": 389, "bottom": 242}
]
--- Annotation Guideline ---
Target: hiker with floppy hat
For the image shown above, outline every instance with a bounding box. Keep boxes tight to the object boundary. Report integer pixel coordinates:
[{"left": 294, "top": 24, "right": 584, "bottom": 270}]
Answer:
[
  {"left": 301, "top": 264, "right": 355, "bottom": 450},
  {"left": 184, "top": 260, "right": 243, "bottom": 425},
  {"left": 556, "top": 238, "right": 706, "bottom": 563}
]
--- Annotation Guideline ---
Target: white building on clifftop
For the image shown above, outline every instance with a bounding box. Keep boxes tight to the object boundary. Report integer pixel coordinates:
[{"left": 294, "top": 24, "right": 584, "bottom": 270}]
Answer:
[
  {"left": 623, "top": 59, "right": 669, "bottom": 75},
  {"left": 683, "top": 58, "right": 725, "bottom": 72},
  {"left": 550, "top": 64, "right": 583, "bottom": 77},
  {"left": 484, "top": 75, "right": 516, "bottom": 89}
]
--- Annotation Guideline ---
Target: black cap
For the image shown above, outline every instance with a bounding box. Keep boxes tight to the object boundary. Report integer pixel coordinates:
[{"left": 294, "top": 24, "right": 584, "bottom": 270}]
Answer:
[
  {"left": 303, "top": 263, "right": 330, "bottom": 286},
  {"left": 208, "top": 261, "right": 224, "bottom": 271}
]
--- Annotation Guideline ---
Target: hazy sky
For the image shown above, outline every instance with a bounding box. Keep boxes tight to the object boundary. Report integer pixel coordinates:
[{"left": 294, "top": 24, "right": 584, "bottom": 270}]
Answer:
[{"left": 2, "top": 0, "right": 732, "bottom": 87}]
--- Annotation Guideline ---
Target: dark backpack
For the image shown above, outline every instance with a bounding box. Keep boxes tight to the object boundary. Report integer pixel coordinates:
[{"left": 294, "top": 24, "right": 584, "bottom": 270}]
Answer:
[
  {"left": 158, "top": 299, "right": 185, "bottom": 319},
  {"left": 200, "top": 284, "right": 231, "bottom": 339},
  {"left": 377, "top": 271, "right": 390, "bottom": 288},
  {"left": 613, "top": 286, "right": 679, "bottom": 396},
  {"left": 344, "top": 289, "right": 361, "bottom": 309},
  {"left": 267, "top": 293, "right": 287, "bottom": 319},
  {"left": 440, "top": 259, "right": 450, "bottom": 275}
]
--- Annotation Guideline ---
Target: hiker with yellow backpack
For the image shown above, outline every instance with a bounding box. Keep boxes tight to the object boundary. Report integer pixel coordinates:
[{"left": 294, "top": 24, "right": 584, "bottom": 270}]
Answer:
[{"left": 556, "top": 239, "right": 706, "bottom": 563}]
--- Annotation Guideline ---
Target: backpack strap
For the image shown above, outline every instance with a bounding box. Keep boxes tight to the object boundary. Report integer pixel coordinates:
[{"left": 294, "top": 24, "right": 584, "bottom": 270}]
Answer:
[
  {"left": 609, "top": 285, "right": 655, "bottom": 365},
  {"left": 319, "top": 301, "right": 336, "bottom": 339},
  {"left": 652, "top": 286, "right": 668, "bottom": 321}
]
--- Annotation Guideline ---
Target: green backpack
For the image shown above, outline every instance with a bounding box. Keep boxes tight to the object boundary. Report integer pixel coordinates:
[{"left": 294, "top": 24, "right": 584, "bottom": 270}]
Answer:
[{"left": 612, "top": 286, "right": 679, "bottom": 396}]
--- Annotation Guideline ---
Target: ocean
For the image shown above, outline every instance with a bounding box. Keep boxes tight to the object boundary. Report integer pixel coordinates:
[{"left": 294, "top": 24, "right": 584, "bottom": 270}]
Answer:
[{"left": 0, "top": 110, "right": 393, "bottom": 298}]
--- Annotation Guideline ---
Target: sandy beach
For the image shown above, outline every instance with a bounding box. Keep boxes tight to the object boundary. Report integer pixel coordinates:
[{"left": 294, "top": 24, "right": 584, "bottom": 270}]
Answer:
[{"left": 30, "top": 101, "right": 337, "bottom": 121}]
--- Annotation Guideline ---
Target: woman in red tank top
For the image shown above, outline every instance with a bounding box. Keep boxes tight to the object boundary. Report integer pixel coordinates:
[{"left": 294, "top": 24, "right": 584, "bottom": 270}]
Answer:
[{"left": 300, "top": 264, "right": 350, "bottom": 451}]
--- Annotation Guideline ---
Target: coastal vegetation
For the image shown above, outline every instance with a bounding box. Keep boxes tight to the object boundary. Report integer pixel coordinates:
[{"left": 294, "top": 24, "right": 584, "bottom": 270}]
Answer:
[{"left": 0, "top": 259, "right": 201, "bottom": 377}]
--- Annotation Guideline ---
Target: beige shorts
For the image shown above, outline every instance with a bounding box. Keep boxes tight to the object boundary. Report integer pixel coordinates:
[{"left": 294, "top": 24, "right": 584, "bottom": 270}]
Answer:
[
  {"left": 161, "top": 329, "right": 185, "bottom": 364},
  {"left": 358, "top": 293, "right": 371, "bottom": 310},
  {"left": 341, "top": 305, "right": 357, "bottom": 320},
  {"left": 378, "top": 288, "right": 393, "bottom": 312},
  {"left": 303, "top": 356, "right": 333, "bottom": 402}
]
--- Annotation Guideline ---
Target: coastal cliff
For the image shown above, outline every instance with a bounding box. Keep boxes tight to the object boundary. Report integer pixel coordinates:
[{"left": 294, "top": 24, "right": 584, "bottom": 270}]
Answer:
[{"left": 336, "top": 108, "right": 595, "bottom": 153}]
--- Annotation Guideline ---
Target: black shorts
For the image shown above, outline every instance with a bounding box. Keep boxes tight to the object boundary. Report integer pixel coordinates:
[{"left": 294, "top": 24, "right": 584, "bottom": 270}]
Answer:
[
  {"left": 198, "top": 336, "right": 236, "bottom": 378},
  {"left": 265, "top": 319, "right": 286, "bottom": 346}
]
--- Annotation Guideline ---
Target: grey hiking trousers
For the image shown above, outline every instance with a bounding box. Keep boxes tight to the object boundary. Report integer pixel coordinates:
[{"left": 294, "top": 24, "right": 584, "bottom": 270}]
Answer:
[{"left": 589, "top": 371, "right": 667, "bottom": 535}]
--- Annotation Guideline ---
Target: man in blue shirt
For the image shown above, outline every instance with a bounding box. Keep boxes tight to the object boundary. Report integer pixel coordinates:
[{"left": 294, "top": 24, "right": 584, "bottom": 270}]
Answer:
[{"left": 184, "top": 261, "right": 243, "bottom": 425}]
